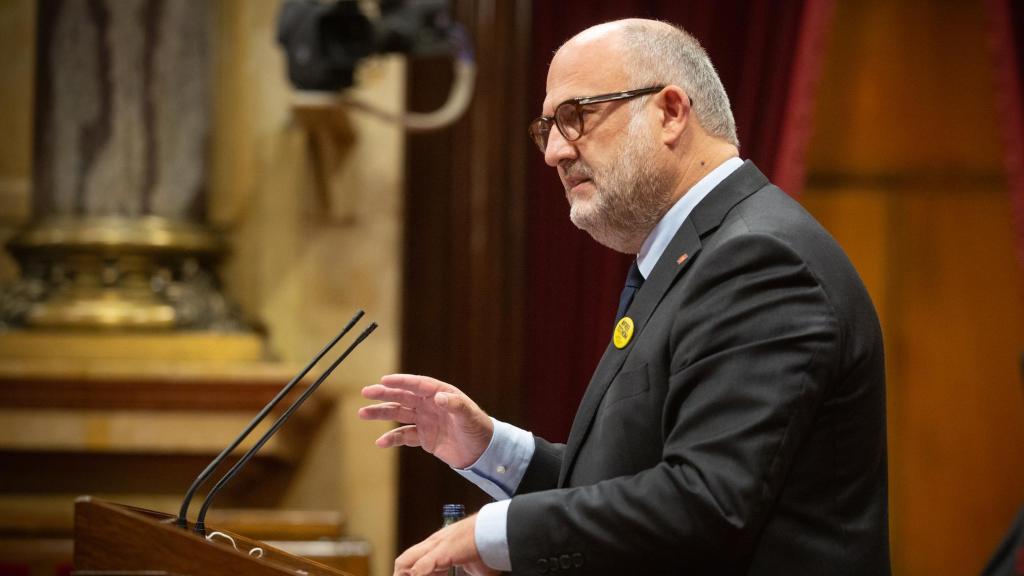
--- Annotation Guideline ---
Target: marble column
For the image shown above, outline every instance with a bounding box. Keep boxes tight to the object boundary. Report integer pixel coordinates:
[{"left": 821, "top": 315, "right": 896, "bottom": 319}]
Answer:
[{"left": 2, "top": 0, "right": 241, "bottom": 330}]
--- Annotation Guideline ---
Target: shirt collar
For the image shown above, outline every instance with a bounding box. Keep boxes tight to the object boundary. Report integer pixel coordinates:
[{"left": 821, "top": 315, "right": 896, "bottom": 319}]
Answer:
[{"left": 636, "top": 157, "right": 745, "bottom": 278}]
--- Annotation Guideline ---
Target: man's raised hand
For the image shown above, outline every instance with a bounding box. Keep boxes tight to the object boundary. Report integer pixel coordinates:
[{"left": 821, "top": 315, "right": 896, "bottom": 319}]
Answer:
[{"left": 359, "top": 374, "right": 494, "bottom": 469}]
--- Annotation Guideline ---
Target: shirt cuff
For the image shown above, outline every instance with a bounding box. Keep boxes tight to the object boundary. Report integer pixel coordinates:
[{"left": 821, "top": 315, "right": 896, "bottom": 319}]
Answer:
[
  {"left": 475, "top": 500, "right": 512, "bottom": 571},
  {"left": 454, "top": 417, "right": 534, "bottom": 500}
]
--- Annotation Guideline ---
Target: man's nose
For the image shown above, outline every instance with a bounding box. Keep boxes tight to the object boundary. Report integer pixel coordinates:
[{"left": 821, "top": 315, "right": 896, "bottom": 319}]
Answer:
[{"left": 543, "top": 127, "right": 577, "bottom": 167}]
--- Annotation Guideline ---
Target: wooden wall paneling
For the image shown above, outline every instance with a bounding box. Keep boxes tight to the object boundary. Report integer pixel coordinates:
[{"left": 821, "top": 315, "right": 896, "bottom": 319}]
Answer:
[
  {"left": 889, "top": 185, "right": 1024, "bottom": 575},
  {"left": 803, "top": 0, "right": 1024, "bottom": 573},
  {"left": 399, "top": 0, "right": 531, "bottom": 552},
  {"left": 0, "top": 0, "right": 34, "bottom": 236}
]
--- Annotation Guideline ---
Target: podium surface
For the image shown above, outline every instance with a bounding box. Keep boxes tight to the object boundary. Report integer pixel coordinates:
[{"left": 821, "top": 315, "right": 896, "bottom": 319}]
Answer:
[{"left": 74, "top": 497, "right": 354, "bottom": 576}]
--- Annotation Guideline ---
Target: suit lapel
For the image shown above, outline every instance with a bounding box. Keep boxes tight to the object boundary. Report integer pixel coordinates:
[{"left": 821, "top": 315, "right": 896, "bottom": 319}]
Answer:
[
  {"left": 559, "top": 219, "right": 701, "bottom": 486},
  {"left": 557, "top": 161, "right": 770, "bottom": 487}
]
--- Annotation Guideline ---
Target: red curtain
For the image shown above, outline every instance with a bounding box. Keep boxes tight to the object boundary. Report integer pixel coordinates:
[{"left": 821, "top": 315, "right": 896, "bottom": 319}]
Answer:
[
  {"left": 524, "top": 0, "right": 835, "bottom": 441},
  {"left": 984, "top": 0, "right": 1024, "bottom": 274}
]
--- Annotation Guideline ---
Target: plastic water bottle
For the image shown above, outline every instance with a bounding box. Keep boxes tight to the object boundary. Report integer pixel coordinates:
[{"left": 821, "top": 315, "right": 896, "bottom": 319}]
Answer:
[{"left": 441, "top": 503, "right": 466, "bottom": 576}]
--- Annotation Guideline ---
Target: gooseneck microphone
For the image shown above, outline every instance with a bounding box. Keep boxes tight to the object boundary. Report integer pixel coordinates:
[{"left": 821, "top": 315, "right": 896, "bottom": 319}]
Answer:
[
  {"left": 175, "top": 310, "right": 367, "bottom": 530},
  {"left": 193, "top": 319, "right": 378, "bottom": 535}
]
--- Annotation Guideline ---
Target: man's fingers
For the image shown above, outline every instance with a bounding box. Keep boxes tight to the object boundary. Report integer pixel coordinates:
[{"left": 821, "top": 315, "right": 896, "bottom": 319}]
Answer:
[
  {"left": 361, "top": 385, "right": 414, "bottom": 403},
  {"left": 410, "top": 550, "right": 448, "bottom": 576},
  {"left": 362, "top": 384, "right": 424, "bottom": 405},
  {"left": 380, "top": 374, "right": 459, "bottom": 397},
  {"left": 375, "top": 425, "right": 421, "bottom": 448},
  {"left": 393, "top": 518, "right": 487, "bottom": 576},
  {"left": 358, "top": 402, "right": 417, "bottom": 423},
  {"left": 435, "top": 391, "right": 473, "bottom": 414},
  {"left": 436, "top": 392, "right": 493, "bottom": 444},
  {"left": 394, "top": 531, "right": 442, "bottom": 575},
  {"left": 405, "top": 535, "right": 452, "bottom": 576}
]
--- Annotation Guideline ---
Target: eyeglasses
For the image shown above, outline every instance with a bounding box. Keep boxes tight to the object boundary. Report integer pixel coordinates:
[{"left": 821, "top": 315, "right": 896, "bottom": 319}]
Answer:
[{"left": 528, "top": 86, "right": 665, "bottom": 153}]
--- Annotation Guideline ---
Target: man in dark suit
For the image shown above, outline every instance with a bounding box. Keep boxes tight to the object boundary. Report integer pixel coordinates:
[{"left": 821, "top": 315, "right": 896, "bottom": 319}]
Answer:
[{"left": 359, "top": 18, "right": 889, "bottom": 576}]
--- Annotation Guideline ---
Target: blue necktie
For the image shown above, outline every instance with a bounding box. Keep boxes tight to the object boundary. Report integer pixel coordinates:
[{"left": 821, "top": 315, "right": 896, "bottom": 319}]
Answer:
[{"left": 615, "top": 261, "right": 644, "bottom": 322}]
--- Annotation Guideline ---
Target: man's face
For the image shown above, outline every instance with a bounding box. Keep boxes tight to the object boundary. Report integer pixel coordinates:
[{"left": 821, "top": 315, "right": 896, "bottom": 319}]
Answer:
[{"left": 541, "top": 37, "right": 672, "bottom": 253}]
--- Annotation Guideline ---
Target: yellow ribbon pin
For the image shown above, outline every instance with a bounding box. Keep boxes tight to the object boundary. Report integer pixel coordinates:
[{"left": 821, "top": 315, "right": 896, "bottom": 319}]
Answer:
[{"left": 613, "top": 317, "right": 634, "bottom": 349}]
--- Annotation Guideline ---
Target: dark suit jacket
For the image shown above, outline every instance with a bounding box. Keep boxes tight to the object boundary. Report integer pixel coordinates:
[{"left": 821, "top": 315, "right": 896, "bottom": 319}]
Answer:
[{"left": 507, "top": 162, "right": 889, "bottom": 575}]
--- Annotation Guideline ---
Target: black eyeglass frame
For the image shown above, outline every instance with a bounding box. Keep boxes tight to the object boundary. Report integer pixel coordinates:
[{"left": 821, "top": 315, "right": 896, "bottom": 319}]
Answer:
[{"left": 528, "top": 85, "right": 666, "bottom": 153}]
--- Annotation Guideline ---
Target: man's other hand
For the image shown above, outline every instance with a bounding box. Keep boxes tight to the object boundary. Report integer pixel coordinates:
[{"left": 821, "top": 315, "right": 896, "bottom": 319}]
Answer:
[
  {"left": 359, "top": 374, "right": 494, "bottom": 469},
  {"left": 393, "top": 514, "right": 497, "bottom": 576}
]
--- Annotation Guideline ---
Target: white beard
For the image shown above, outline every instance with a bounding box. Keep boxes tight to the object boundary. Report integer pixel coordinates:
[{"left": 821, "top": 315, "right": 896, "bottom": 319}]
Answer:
[{"left": 566, "top": 113, "right": 672, "bottom": 254}]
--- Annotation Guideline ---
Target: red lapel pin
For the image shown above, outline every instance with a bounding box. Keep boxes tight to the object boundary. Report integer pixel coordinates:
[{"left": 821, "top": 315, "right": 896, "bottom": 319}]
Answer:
[{"left": 677, "top": 253, "right": 689, "bottom": 265}]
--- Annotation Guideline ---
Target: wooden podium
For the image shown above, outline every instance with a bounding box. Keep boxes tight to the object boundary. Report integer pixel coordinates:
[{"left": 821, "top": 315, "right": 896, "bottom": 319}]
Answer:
[{"left": 73, "top": 497, "right": 354, "bottom": 576}]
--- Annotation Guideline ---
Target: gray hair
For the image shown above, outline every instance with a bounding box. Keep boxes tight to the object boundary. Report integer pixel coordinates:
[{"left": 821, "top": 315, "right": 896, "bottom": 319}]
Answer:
[{"left": 619, "top": 21, "right": 739, "bottom": 147}]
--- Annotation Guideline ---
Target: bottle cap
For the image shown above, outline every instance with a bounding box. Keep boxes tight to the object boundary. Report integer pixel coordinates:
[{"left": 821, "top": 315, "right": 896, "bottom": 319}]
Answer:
[{"left": 442, "top": 503, "right": 466, "bottom": 518}]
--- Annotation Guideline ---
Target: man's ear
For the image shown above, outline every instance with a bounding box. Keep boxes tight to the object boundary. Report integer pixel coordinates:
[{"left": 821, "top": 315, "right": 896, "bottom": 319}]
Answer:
[{"left": 657, "top": 86, "right": 690, "bottom": 145}]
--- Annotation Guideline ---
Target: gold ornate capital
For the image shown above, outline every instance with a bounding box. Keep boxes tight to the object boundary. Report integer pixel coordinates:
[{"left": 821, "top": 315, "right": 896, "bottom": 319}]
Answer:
[{"left": 2, "top": 216, "right": 241, "bottom": 330}]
